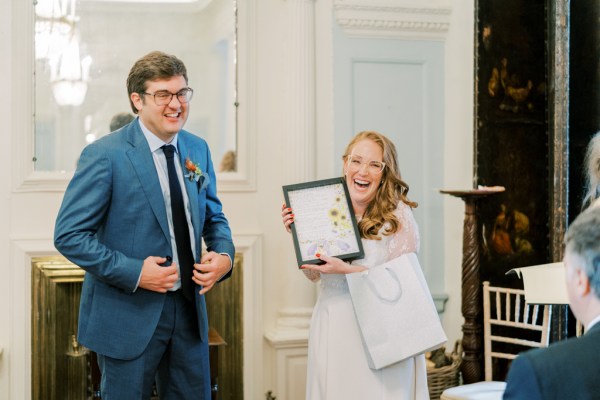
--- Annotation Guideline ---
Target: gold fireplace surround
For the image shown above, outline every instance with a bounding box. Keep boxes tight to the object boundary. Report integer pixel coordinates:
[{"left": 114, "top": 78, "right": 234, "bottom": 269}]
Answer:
[{"left": 31, "top": 255, "right": 243, "bottom": 400}]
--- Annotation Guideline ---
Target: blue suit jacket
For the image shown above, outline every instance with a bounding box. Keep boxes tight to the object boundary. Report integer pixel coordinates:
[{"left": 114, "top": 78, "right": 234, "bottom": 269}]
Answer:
[
  {"left": 503, "top": 322, "right": 600, "bottom": 400},
  {"left": 54, "top": 120, "right": 235, "bottom": 360}
]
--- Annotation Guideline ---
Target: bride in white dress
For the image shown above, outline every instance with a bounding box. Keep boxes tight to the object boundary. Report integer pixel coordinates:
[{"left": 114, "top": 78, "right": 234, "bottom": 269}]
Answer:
[{"left": 282, "top": 131, "right": 430, "bottom": 400}]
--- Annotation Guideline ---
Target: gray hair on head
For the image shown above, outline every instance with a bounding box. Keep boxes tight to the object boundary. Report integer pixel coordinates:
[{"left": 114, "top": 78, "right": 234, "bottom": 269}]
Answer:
[{"left": 564, "top": 207, "right": 600, "bottom": 297}]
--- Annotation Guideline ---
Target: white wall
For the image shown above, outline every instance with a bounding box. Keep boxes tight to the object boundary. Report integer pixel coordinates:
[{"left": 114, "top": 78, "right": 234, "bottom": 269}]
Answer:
[
  {"left": 0, "top": 0, "right": 13, "bottom": 396},
  {"left": 0, "top": 0, "right": 473, "bottom": 398},
  {"left": 441, "top": 0, "right": 475, "bottom": 347}
]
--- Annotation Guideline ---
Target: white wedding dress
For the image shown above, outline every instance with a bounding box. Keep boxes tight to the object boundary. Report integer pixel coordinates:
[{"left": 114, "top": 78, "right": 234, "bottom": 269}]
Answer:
[{"left": 304, "top": 202, "right": 430, "bottom": 400}]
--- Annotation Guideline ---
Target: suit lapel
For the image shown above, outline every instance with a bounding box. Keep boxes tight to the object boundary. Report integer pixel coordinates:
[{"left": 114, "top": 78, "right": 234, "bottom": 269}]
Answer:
[
  {"left": 177, "top": 135, "right": 201, "bottom": 258},
  {"left": 125, "top": 125, "right": 171, "bottom": 243}
]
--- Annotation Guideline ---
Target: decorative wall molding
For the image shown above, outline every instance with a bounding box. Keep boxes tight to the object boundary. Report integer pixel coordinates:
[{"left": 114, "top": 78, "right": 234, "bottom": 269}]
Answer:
[
  {"left": 272, "top": 347, "right": 309, "bottom": 400},
  {"left": 218, "top": 0, "right": 258, "bottom": 192},
  {"left": 232, "top": 233, "right": 264, "bottom": 400},
  {"left": 13, "top": 172, "right": 71, "bottom": 193},
  {"left": 433, "top": 292, "right": 449, "bottom": 314},
  {"left": 264, "top": 308, "right": 311, "bottom": 400},
  {"left": 11, "top": 0, "right": 35, "bottom": 193},
  {"left": 265, "top": 308, "right": 312, "bottom": 348},
  {"left": 81, "top": 0, "right": 215, "bottom": 14},
  {"left": 8, "top": 237, "right": 56, "bottom": 400},
  {"left": 334, "top": 0, "right": 452, "bottom": 39},
  {"left": 285, "top": 0, "right": 317, "bottom": 184},
  {"left": 265, "top": 2, "right": 318, "bottom": 396}
]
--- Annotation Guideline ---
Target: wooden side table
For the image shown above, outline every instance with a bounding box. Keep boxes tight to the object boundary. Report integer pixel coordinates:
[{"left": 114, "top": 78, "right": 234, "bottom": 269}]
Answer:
[
  {"left": 440, "top": 187, "right": 504, "bottom": 384},
  {"left": 208, "top": 327, "right": 227, "bottom": 400}
]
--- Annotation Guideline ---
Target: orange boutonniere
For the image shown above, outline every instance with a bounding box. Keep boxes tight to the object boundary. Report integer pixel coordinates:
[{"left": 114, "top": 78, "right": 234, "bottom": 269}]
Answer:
[{"left": 184, "top": 158, "right": 204, "bottom": 182}]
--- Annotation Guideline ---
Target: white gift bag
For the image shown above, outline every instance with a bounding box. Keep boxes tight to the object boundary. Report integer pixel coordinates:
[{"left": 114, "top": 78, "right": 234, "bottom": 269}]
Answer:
[{"left": 347, "top": 252, "right": 447, "bottom": 370}]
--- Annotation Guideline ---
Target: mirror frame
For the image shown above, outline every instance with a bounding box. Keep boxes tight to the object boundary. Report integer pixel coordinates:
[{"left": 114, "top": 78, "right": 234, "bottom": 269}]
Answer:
[{"left": 12, "top": 0, "right": 255, "bottom": 193}]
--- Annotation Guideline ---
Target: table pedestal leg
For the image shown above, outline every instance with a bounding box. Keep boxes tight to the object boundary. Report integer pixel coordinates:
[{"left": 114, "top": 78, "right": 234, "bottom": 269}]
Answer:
[{"left": 459, "top": 198, "right": 483, "bottom": 383}]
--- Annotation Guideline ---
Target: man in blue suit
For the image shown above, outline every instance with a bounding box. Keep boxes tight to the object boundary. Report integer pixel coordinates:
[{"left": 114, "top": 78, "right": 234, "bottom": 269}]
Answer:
[
  {"left": 54, "top": 51, "right": 235, "bottom": 400},
  {"left": 503, "top": 207, "right": 600, "bottom": 400}
]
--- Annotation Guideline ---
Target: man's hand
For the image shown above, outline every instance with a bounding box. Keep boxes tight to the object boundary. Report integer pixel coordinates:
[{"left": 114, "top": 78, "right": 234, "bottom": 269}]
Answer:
[
  {"left": 138, "top": 256, "right": 179, "bottom": 293},
  {"left": 192, "top": 252, "right": 232, "bottom": 295}
]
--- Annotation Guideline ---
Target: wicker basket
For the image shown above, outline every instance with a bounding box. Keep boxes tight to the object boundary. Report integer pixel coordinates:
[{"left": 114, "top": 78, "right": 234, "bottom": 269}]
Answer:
[{"left": 427, "top": 341, "right": 462, "bottom": 400}]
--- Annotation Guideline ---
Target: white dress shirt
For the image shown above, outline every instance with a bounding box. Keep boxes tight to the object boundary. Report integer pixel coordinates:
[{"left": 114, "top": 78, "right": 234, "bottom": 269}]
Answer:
[{"left": 138, "top": 119, "right": 197, "bottom": 291}]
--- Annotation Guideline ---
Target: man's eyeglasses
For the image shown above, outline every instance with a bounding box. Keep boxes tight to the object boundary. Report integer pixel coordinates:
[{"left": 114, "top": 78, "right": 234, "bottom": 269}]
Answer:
[
  {"left": 142, "top": 88, "right": 194, "bottom": 106},
  {"left": 345, "top": 154, "right": 386, "bottom": 174}
]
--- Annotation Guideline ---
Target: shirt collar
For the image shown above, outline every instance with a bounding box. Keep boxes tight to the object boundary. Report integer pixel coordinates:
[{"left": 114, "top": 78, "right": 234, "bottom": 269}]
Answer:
[
  {"left": 587, "top": 314, "right": 600, "bottom": 332},
  {"left": 137, "top": 118, "right": 179, "bottom": 153}
]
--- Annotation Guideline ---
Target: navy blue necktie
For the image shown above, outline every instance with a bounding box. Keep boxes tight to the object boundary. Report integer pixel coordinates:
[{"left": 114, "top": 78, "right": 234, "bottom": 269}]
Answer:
[{"left": 162, "top": 145, "right": 194, "bottom": 302}]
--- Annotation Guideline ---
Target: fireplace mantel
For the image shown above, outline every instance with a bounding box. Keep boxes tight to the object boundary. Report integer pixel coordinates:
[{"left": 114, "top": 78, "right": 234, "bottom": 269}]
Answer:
[{"left": 9, "top": 234, "right": 263, "bottom": 400}]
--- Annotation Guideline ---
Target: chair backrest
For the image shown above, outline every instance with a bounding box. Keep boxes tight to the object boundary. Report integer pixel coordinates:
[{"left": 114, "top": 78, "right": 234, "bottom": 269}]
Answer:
[{"left": 482, "top": 281, "right": 551, "bottom": 381}]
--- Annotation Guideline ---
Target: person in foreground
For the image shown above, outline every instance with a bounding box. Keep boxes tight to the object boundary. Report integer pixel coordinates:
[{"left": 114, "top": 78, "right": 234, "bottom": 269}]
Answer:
[
  {"left": 282, "top": 131, "right": 429, "bottom": 400},
  {"left": 503, "top": 207, "right": 600, "bottom": 400},
  {"left": 54, "top": 51, "right": 235, "bottom": 400}
]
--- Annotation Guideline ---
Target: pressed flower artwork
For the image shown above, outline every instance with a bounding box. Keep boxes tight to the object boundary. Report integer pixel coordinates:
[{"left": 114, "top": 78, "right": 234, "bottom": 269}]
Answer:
[{"left": 285, "top": 180, "right": 361, "bottom": 263}]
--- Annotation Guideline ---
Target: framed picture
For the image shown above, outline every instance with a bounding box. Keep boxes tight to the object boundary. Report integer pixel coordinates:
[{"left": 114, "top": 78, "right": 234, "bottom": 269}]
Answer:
[{"left": 282, "top": 177, "right": 364, "bottom": 267}]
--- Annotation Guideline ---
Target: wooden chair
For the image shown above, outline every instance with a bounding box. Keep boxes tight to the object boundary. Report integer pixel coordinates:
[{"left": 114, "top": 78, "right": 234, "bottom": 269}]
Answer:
[{"left": 440, "top": 281, "right": 551, "bottom": 400}]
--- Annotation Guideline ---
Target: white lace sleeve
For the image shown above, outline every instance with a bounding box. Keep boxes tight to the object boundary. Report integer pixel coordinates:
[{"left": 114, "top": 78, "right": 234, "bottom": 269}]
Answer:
[
  {"left": 387, "top": 202, "right": 420, "bottom": 260},
  {"left": 302, "top": 269, "right": 321, "bottom": 282}
]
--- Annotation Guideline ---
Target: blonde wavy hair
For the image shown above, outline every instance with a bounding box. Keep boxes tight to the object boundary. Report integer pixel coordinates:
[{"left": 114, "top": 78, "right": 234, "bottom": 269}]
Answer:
[
  {"left": 343, "top": 131, "right": 417, "bottom": 240},
  {"left": 582, "top": 131, "right": 600, "bottom": 211}
]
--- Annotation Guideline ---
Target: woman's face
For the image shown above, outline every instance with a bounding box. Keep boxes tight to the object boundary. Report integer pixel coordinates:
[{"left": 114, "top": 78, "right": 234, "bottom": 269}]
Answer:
[{"left": 344, "top": 138, "right": 385, "bottom": 214}]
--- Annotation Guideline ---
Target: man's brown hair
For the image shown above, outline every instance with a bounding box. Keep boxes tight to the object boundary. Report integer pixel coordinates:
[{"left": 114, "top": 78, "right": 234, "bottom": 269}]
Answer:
[{"left": 126, "top": 51, "right": 188, "bottom": 114}]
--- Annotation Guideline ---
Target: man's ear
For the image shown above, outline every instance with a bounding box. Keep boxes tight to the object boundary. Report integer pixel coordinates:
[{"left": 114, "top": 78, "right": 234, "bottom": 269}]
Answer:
[
  {"left": 576, "top": 267, "right": 591, "bottom": 297},
  {"left": 130, "top": 93, "right": 143, "bottom": 112}
]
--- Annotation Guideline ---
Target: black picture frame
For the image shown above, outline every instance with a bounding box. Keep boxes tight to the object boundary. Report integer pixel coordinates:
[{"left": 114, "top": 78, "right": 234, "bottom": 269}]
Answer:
[{"left": 282, "top": 177, "right": 364, "bottom": 267}]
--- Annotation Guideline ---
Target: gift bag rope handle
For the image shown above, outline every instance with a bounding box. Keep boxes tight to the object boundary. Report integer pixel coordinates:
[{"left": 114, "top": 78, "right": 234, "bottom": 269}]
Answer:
[{"left": 365, "top": 266, "right": 403, "bottom": 303}]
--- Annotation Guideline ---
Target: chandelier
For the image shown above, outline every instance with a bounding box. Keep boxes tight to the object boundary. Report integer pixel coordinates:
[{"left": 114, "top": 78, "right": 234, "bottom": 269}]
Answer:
[{"left": 35, "top": 0, "right": 92, "bottom": 106}]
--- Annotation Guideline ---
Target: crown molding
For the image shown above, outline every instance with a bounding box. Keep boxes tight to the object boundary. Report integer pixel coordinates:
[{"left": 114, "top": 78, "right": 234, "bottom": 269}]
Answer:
[{"left": 334, "top": 0, "right": 452, "bottom": 40}]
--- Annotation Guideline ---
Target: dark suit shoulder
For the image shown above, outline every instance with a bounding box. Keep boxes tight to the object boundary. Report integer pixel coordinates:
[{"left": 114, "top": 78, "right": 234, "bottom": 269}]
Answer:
[{"left": 515, "top": 330, "right": 600, "bottom": 400}]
